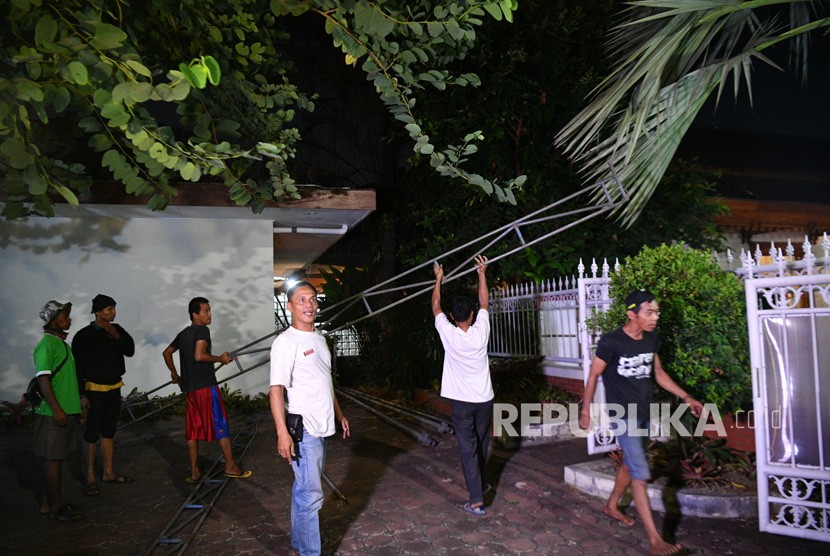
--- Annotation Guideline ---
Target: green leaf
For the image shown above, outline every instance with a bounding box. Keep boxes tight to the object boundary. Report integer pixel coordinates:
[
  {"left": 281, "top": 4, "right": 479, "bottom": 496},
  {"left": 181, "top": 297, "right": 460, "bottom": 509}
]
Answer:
[
  {"left": 1, "top": 137, "right": 25, "bottom": 158},
  {"left": 500, "top": 0, "right": 514, "bottom": 23},
  {"left": 101, "top": 102, "right": 126, "bottom": 119},
  {"left": 55, "top": 185, "right": 79, "bottom": 207},
  {"left": 89, "top": 133, "right": 112, "bottom": 151},
  {"left": 129, "top": 82, "right": 154, "bottom": 103},
  {"left": 111, "top": 82, "right": 132, "bottom": 104},
  {"left": 102, "top": 149, "right": 121, "bottom": 169},
  {"left": 483, "top": 2, "right": 503, "bottom": 21},
  {"left": 191, "top": 64, "right": 208, "bottom": 88},
  {"left": 14, "top": 79, "right": 44, "bottom": 102},
  {"left": 154, "top": 83, "right": 175, "bottom": 101},
  {"left": 445, "top": 19, "right": 464, "bottom": 41},
  {"left": 125, "top": 176, "right": 145, "bottom": 194},
  {"left": 202, "top": 55, "right": 221, "bottom": 85},
  {"left": 126, "top": 60, "right": 152, "bottom": 78},
  {"left": 91, "top": 23, "right": 128, "bottom": 50},
  {"left": 371, "top": 6, "right": 394, "bottom": 38},
  {"left": 51, "top": 86, "right": 71, "bottom": 112},
  {"left": 35, "top": 15, "right": 58, "bottom": 46},
  {"left": 67, "top": 61, "right": 89, "bottom": 85},
  {"left": 178, "top": 63, "right": 199, "bottom": 89},
  {"left": 427, "top": 22, "right": 444, "bottom": 38},
  {"left": 27, "top": 172, "right": 48, "bottom": 195}
]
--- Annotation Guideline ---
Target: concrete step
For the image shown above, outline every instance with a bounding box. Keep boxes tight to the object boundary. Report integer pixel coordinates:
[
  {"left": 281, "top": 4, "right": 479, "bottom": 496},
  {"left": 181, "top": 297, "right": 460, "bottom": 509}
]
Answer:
[{"left": 564, "top": 458, "right": 757, "bottom": 519}]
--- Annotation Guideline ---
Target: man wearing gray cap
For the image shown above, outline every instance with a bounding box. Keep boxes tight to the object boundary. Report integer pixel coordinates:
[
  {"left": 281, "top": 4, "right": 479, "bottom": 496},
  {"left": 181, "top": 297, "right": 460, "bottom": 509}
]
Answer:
[
  {"left": 72, "top": 294, "right": 135, "bottom": 494},
  {"left": 34, "top": 300, "right": 85, "bottom": 521}
]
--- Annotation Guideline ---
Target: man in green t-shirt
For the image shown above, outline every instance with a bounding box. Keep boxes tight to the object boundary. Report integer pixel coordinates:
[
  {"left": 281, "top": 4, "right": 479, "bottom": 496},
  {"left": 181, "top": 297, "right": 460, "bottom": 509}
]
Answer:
[{"left": 34, "top": 300, "right": 86, "bottom": 521}]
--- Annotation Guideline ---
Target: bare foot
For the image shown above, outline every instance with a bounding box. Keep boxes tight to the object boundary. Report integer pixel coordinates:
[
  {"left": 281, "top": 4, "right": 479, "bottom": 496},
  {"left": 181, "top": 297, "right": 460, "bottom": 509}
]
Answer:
[
  {"left": 650, "top": 538, "right": 682, "bottom": 556},
  {"left": 602, "top": 505, "right": 635, "bottom": 526}
]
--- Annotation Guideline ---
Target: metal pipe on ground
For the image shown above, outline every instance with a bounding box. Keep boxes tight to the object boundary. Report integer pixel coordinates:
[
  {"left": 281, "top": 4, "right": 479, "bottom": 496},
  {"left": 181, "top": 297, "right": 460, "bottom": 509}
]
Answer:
[
  {"left": 338, "top": 387, "right": 453, "bottom": 435},
  {"left": 336, "top": 390, "right": 439, "bottom": 447}
]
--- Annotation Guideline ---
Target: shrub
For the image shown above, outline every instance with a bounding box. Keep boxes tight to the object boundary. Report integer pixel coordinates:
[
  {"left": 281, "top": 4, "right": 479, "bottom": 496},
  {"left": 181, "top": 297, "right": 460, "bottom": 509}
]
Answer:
[{"left": 589, "top": 243, "right": 751, "bottom": 412}]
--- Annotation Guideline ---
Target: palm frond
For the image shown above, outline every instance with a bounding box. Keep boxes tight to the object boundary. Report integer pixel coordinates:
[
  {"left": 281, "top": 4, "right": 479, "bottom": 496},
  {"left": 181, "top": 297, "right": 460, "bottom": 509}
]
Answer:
[{"left": 555, "top": 0, "right": 830, "bottom": 225}]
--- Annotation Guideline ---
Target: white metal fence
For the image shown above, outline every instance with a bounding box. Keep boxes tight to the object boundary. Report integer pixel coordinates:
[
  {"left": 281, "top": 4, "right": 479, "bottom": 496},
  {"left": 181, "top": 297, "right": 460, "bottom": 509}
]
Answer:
[
  {"left": 487, "top": 234, "right": 830, "bottom": 459},
  {"left": 746, "top": 272, "right": 830, "bottom": 542},
  {"left": 489, "top": 234, "right": 830, "bottom": 365},
  {"left": 489, "top": 277, "right": 582, "bottom": 363}
]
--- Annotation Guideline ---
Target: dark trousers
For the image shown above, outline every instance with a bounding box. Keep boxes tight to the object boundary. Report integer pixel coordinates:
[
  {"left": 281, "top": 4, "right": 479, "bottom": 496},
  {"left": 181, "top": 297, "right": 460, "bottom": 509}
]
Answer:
[{"left": 450, "top": 399, "right": 493, "bottom": 505}]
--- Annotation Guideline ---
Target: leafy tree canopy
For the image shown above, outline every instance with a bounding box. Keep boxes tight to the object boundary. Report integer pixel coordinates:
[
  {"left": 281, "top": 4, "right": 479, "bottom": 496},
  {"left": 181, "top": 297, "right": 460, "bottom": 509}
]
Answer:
[
  {"left": 555, "top": 0, "right": 830, "bottom": 226},
  {"left": 0, "top": 0, "right": 522, "bottom": 219}
]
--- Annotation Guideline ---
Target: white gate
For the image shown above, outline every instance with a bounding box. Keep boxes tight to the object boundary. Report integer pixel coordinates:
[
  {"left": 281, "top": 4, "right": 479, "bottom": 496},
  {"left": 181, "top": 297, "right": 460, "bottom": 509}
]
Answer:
[
  {"left": 746, "top": 273, "right": 830, "bottom": 541},
  {"left": 577, "top": 259, "right": 617, "bottom": 455}
]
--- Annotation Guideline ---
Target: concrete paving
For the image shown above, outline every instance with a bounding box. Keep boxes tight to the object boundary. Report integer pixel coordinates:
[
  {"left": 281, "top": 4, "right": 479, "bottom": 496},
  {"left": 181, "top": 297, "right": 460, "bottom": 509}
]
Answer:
[{"left": 1, "top": 402, "right": 825, "bottom": 555}]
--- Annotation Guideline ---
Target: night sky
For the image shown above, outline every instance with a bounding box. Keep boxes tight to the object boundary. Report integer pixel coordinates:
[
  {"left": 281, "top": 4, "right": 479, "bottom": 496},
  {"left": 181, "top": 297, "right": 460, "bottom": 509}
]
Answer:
[{"left": 692, "top": 34, "right": 830, "bottom": 140}]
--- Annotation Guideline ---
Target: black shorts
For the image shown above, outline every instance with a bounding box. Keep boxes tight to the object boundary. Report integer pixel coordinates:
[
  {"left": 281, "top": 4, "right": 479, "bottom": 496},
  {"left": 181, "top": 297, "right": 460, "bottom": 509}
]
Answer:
[{"left": 83, "top": 388, "right": 122, "bottom": 442}]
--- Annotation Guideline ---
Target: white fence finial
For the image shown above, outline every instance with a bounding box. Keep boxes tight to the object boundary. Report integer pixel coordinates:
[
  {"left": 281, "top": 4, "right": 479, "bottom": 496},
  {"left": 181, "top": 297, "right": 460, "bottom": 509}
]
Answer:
[
  {"left": 804, "top": 236, "right": 816, "bottom": 274},
  {"left": 775, "top": 247, "right": 786, "bottom": 277}
]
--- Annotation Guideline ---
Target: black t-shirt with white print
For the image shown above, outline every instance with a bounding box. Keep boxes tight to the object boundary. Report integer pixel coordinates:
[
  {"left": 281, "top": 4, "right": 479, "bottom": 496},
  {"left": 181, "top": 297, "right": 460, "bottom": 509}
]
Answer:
[{"left": 594, "top": 327, "right": 660, "bottom": 422}]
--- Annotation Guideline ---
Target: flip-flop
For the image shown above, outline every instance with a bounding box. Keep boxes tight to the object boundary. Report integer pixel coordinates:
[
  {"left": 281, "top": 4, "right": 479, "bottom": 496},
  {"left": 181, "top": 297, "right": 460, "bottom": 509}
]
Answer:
[
  {"left": 462, "top": 502, "right": 486, "bottom": 516},
  {"left": 102, "top": 475, "right": 133, "bottom": 484},
  {"left": 40, "top": 503, "right": 78, "bottom": 515},
  {"left": 49, "top": 505, "right": 83, "bottom": 522},
  {"left": 84, "top": 483, "right": 100, "bottom": 496},
  {"left": 224, "top": 469, "right": 253, "bottom": 479},
  {"left": 185, "top": 476, "right": 201, "bottom": 484}
]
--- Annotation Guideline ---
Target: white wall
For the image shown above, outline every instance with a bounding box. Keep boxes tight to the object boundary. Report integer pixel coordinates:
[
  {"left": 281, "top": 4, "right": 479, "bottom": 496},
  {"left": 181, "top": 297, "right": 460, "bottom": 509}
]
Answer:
[{"left": 0, "top": 216, "right": 275, "bottom": 402}]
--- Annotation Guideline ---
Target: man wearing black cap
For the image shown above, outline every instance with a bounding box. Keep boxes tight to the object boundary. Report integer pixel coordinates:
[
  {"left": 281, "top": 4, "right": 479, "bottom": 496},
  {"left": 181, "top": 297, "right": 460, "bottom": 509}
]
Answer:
[
  {"left": 72, "top": 294, "right": 135, "bottom": 494},
  {"left": 34, "top": 300, "right": 85, "bottom": 521},
  {"left": 579, "top": 290, "right": 704, "bottom": 556}
]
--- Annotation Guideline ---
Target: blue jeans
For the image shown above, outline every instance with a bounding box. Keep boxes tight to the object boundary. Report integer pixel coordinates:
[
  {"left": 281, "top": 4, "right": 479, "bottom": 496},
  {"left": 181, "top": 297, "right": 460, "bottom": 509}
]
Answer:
[
  {"left": 615, "top": 420, "right": 651, "bottom": 481},
  {"left": 450, "top": 399, "right": 493, "bottom": 505},
  {"left": 291, "top": 434, "right": 326, "bottom": 556}
]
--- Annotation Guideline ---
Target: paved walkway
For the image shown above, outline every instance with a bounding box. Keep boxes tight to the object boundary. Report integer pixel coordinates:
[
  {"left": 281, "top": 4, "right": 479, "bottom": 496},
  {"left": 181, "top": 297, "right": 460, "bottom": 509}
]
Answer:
[{"left": 1, "top": 402, "right": 824, "bottom": 555}]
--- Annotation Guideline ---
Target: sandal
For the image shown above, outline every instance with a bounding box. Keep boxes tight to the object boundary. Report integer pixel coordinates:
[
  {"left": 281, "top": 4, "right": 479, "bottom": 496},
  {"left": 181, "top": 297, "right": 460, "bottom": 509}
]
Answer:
[
  {"left": 40, "top": 503, "right": 77, "bottom": 516},
  {"left": 102, "top": 475, "right": 133, "bottom": 484},
  {"left": 84, "top": 483, "right": 100, "bottom": 496},
  {"left": 49, "top": 505, "right": 84, "bottom": 522},
  {"left": 224, "top": 469, "right": 253, "bottom": 479},
  {"left": 463, "top": 502, "right": 486, "bottom": 516}
]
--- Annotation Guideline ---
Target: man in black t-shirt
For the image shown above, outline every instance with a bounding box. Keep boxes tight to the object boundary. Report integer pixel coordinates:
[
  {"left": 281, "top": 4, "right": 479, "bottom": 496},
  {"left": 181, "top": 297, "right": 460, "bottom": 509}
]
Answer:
[
  {"left": 162, "top": 297, "right": 251, "bottom": 483},
  {"left": 579, "top": 290, "right": 703, "bottom": 556},
  {"left": 72, "top": 294, "right": 135, "bottom": 493}
]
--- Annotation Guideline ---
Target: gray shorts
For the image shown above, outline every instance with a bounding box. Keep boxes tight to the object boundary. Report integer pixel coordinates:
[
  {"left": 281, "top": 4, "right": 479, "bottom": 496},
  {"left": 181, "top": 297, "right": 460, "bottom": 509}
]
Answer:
[{"left": 34, "top": 414, "right": 80, "bottom": 460}]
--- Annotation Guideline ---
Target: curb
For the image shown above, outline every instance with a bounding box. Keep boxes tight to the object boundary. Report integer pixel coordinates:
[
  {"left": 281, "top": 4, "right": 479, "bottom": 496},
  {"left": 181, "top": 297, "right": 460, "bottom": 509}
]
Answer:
[{"left": 564, "top": 459, "right": 757, "bottom": 519}]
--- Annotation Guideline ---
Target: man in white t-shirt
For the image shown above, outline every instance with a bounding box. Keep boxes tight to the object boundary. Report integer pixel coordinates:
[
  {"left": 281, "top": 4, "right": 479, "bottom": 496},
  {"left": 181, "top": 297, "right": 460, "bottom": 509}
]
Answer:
[
  {"left": 269, "top": 281, "right": 350, "bottom": 556},
  {"left": 432, "top": 255, "right": 494, "bottom": 516}
]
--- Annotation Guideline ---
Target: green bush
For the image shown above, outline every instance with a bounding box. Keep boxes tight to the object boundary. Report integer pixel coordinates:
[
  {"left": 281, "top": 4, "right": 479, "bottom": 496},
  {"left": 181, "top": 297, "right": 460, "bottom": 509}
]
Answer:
[{"left": 589, "top": 244, "right": 750, "bottom": 412}]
